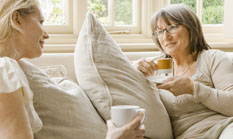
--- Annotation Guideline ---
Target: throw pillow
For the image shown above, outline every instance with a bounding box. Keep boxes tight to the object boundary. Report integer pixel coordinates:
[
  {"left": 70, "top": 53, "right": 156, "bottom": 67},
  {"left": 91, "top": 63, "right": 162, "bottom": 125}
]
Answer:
[
  {"left": 74, "top": 12, "right": 173, "bottom": 138},
  {"left": 19, "top": 60, "right": 107, "bottom": 139},
  {"left": 40, "top": 65, "right": 67, "bottom": 78}
]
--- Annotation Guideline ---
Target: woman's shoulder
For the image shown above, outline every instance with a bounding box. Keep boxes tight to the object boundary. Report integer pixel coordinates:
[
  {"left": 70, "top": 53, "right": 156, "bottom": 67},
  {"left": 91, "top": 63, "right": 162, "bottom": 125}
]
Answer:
[
  {"left": 200, "top": 49, "right": 230, "bottom": 61},
  {"left": 0, "top": 56, "right": 18, "bottom": 66},
  {"left": 201, "top": 49, "right": 224, "bottom": 56},
  {"left": 199, "top": 49, "right": 232, "bottom": 70},
  {"left": 0, "top": 57, "right": 23, "bottom": 93},
  {"left": 0, "top": 57, "right": 21, "bottom": 74}
]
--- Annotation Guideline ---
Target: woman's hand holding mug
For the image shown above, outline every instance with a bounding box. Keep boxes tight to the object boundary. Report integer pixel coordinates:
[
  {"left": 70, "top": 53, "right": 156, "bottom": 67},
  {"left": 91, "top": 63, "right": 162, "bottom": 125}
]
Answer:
[{"left": 106, "top": 105, "right": 146, "bottom": 139}]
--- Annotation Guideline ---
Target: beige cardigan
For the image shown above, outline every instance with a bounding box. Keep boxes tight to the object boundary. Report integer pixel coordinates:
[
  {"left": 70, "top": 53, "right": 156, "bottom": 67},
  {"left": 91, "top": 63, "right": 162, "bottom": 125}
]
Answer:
[{"left": 159, "top": 49, "right": 233, "bottom": 139}]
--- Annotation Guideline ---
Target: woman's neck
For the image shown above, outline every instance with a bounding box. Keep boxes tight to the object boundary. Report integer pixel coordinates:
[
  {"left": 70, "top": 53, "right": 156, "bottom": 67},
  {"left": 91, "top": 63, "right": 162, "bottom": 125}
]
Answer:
[
  {"left": 172, "top": 52, "right": 198, "bottom": 77},
  {"left": 172, "top": 52, "right": 197, "bottom": 67},
  {"left": 0, "top": 42, "right": 10, "bottom": 57},
  {"left": 0, "top": 41, "right": 21, "bottom": 60}
]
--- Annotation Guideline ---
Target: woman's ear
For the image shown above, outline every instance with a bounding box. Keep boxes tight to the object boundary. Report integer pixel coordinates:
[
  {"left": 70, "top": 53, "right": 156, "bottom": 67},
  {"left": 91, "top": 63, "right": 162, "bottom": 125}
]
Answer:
[{"left": 12, "top": 11, "right": 25, "bottom": 32}]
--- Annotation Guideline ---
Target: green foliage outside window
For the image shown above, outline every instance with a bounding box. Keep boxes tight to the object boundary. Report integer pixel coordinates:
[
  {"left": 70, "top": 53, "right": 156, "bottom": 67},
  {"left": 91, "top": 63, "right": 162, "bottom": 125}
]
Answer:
[
  {"left": 88, "top": 0, "right": 108, "bottom": 24},
  {"left": 170, "top": 0, "right": 196, "bottom": 13},
  {"left": 39, "top": 0, "right": 65, "bottom": 25},
  {"left": 40, "top": 0, "right": 223, "bottom": 25},
  {"left": 202, "top": 0, "right": 224, "bottom": 24},
  {"left": 115, "top": 0, "right": 133, "bottom": 25},
  {"left": 171, "top": 0, "right": 224, "bottom": 24},
  {"left": 88, "top": 0, "right": 133, "bottom": 25}
]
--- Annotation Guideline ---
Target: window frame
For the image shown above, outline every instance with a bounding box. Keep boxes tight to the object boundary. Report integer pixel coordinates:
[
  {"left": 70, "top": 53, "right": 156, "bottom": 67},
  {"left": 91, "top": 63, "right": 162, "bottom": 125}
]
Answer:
[
  {"left": 40, "top": 0, "right": 73, "bottom": 34},
  {"left": 192, "top": 0, "right": 226, "bottom": 43},
  {"left": 43, "top": 0, "right": 233, "bottom": 53}
]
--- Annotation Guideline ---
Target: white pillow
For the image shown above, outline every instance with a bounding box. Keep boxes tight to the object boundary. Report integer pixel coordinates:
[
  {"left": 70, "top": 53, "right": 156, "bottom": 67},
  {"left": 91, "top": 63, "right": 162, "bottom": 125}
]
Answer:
[
  {"left": 19, "top": 60, "right": 107, "bottom": 139},
  {"left": 74, "top": 12, "right": 173, "bottom": 138}
]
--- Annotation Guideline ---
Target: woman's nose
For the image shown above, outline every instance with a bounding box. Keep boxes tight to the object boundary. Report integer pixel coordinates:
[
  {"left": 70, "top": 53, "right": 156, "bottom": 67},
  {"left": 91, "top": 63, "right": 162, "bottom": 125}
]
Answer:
[
  {"left": 162, "top": 30, "right": 171, "bottom": 40},
  {"left": 43, "top": 31, "right": 49, "bottom": 39}
]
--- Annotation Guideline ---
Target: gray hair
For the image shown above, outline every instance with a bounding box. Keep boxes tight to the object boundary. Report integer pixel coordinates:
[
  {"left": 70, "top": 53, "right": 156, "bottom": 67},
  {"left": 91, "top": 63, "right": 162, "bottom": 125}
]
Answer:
[
  {"left": 0, "top": 0, "right": 38, "bottom": 58},
  {"left": 151, "top": 4, "right": 211, "bottom": 55}
]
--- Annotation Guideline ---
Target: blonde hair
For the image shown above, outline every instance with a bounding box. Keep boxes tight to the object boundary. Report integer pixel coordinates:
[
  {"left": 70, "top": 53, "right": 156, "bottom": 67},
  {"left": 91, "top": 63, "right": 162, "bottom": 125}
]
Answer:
[
  {"left": 0, "top": 0, "right": 38, "bottom": 58},
  {"left": 151, "top": 4, "right": 211, "bottom": 56},
  {"left": 0, "top": 0, "right": 38, "bottom": 42}
]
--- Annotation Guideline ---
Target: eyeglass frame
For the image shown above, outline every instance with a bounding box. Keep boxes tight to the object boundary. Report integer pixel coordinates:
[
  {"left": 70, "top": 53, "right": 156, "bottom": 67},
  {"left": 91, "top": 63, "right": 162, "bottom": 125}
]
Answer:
[{"left": 152, "top": 23, "right": 181, "bottom": 38}]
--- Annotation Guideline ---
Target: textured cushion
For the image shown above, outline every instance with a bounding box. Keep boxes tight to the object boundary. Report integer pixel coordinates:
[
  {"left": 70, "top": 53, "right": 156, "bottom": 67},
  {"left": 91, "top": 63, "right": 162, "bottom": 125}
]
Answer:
[
  {"left": 74, "top": 12, "right": 173, "bottom": 138},
  {"left": 19, "top": 60, "right": 107, "bottom": 139},
  {"left": 40, "top": 65, "right": 67, "bottom": 78}
]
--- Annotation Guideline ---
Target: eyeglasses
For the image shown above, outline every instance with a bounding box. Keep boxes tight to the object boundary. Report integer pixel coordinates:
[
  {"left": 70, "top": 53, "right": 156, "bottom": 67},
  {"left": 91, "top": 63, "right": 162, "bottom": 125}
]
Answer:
[{"left": 152, "top": 24, "right": 180, "bottom": 38}]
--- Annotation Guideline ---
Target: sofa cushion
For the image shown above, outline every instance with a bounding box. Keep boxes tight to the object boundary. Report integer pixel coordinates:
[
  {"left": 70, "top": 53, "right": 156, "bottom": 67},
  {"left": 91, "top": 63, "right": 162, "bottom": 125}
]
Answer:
[
  {"left": 74, "top": 12, "right": 173, "bottom": 138},
  {"left": 19, "top": 60, "right": 107, "bottom": 139},
  {"left": 40, "top": 65, "right": 67, "bottom": 78}
]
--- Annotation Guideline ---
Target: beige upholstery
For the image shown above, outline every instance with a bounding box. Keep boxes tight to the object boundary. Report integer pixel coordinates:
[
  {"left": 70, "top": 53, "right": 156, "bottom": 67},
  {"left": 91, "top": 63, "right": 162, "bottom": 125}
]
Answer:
[
  {"left": 28, "top": 52, "right": 233, "bottom": 82},
  {"left": 26, "top": 51, "right": 233, "bottom": 138},
  {"left": 28, "top": 52, "right": 159, "bottom": 83}
]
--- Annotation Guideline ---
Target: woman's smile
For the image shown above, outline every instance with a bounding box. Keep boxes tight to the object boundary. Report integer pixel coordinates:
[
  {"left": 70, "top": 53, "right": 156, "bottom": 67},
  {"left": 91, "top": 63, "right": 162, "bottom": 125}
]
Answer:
[
  {"left": 165, "top": 42, "right": 176, "bottom": 47},
  {"left": 39, "top": 40, "right": 44, "bottom": 48}
]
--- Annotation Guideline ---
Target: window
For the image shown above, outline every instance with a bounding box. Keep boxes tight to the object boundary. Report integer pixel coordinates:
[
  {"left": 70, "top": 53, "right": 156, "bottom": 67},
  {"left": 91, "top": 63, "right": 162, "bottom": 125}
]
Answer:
[
  {"left": 39, "top": 0, "right": 66, "bottom": 25},
  {"left": 88, "top": 0, "right": 140, "bottom": 34},
  {"left": 169, "top": 0, "right": 229, "bottom": 43},
  {"left": 170, "top": 0, "right": 224, "bottom": 24},
  {"left": 38, "top": 0, "right": 74, "bottom": 34},
  {"left": 39, "top": 0, "right": 233, "bottom": 52}
]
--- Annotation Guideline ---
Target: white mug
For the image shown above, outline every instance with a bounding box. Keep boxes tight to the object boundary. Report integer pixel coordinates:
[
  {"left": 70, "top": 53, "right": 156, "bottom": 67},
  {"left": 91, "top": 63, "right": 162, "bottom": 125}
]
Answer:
[{"left": 111, "top": 105, "right": 146, "bottom": 127}]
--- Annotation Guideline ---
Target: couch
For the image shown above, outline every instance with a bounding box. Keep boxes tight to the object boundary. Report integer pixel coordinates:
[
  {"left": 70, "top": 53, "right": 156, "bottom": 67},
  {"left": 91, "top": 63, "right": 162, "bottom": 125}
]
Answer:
[
  {"left": 28, "top": 51, "right": 233, "bottom": 83},
  {"left": 25, "top": 51, "right": 171, "bottom": 139},
  {"left": 26, "top": 51, "right": 233, "bottom": 139},
  {"left": 23, "top": 11, "right": 233, "bottom": 138},
  {"left": 28, "top": 52, "right": 159, "bottom": 83}
]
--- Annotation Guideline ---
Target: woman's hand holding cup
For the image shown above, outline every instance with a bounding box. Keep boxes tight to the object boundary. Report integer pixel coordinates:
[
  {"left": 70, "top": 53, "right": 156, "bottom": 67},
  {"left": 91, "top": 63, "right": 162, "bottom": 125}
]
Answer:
[
  {"left": 136, "top": 57, "right": 173, "bottom": 85},
  {"left": 106, "top": 105, "right": 146, "bottom": 139},
  {"left": 106, "top": 112, "right": 145, "bottom": 139},
  {"left": 137, "top": 59, "right": 157, "bottom": 77}
]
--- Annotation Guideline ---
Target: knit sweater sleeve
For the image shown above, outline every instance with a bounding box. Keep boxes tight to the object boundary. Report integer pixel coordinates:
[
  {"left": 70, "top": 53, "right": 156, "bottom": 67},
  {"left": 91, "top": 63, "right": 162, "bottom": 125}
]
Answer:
[{"left": 193, "top": 50, "right": 233, "bottom": 116}]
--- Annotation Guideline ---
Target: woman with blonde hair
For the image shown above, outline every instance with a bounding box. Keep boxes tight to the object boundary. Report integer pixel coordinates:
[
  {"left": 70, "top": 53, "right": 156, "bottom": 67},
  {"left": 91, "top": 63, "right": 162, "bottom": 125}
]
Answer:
[
  {"left": 0, "top": 0, "right": 144, "bottom": 138},
  {"left": 0, "top": 0, "right": 48, "bottom": 138}
]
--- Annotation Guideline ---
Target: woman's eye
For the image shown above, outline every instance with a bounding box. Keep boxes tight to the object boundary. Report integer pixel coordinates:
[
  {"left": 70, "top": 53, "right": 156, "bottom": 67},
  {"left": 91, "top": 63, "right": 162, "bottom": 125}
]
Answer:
[{"left": 167, "top": 26, "right": 174, "bottom": 31}]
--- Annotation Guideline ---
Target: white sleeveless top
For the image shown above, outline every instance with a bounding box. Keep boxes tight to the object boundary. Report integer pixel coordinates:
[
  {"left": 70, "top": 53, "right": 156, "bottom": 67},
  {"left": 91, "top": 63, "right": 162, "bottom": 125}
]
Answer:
[{"left": 0, "top": 57, "right": 42, "bottom": 133}]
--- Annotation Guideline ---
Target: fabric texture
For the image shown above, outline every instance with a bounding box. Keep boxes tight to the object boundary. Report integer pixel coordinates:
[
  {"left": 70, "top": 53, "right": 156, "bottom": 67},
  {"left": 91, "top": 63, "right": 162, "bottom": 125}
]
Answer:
[
  {"left": 159, "top": 49, "right": 233, "bottom": 139},
  {"left": 219, "top": 122, "right": 233, "bottom": 139},
  {"left": 19, "top": 60, "right": 107, "bottom": 139},
  {"left": 74, "top": 12, "right": 173, "bottom": 138},
  {"left": 40, "top": 65, "right": 67, "bottom": 78},
  {"left": 0, "top": 57, "right": 42, "bottom": 133}
]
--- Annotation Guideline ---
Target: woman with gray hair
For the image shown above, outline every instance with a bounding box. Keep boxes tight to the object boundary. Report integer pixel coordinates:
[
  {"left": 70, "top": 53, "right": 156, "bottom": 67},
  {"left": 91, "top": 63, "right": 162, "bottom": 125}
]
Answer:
[{"left": 136, "top": 4, "right": 233, "bottom": 139}]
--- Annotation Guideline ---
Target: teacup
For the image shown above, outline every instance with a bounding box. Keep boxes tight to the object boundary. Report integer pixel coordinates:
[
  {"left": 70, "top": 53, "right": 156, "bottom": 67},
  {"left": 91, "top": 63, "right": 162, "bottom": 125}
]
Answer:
[
  {"left": 148, "top": 58, "right": 173, "bottom": 84},
  {"left": 111, "top": 105, "right": 146, "bottom": 127},
  {"left": 157, "top": 58, "right": 173, "bottom": 75}
]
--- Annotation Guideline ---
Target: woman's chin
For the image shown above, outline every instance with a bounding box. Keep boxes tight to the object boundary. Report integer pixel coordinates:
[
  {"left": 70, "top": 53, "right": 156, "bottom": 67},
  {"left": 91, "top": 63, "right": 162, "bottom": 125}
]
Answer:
[
  {"left": 27, "top": 51, "right": 42, "bottom": 59},
  {"left": 164, "top": 50, "right": 174, "bottom": 56},
  {"left": 34, "top": 51, "right": 42, "bottom": 58},
  {"left": 164, "top": 47, "right": 178, "bottom": 56}
]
